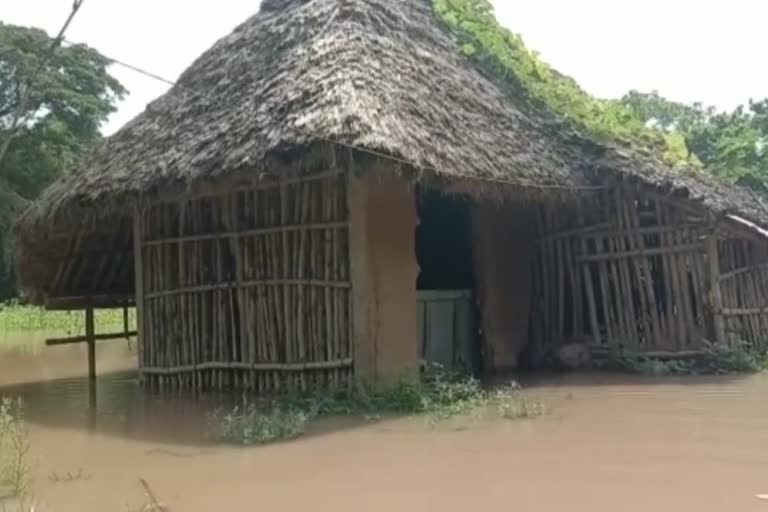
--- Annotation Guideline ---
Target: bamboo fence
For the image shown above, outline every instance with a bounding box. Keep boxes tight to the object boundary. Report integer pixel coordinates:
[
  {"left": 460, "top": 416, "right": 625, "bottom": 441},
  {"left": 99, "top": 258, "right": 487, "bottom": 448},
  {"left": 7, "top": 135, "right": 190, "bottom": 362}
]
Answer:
[
  {"left": 530, "top": 187, "right": 714, "bottom": 356},
  {"left": 134, "top": 171, "right": 352, "bottom": 392},
  {"left": 718, "top": 237, "right": 768, "bottom": 348},
  {"left": 39, "top": 217, "right": 135, "bottom": 307}
]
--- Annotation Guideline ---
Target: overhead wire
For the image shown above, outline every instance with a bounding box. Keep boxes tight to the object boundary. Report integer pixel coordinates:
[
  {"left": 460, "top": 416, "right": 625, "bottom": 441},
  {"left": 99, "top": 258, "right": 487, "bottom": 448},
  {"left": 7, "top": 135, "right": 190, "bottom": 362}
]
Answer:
[
  {"left": 0, "top": 0, "right": 86, "bottom": 167},
  {"left": 54, "top": 29, "right": 603, "bottom": 192}
]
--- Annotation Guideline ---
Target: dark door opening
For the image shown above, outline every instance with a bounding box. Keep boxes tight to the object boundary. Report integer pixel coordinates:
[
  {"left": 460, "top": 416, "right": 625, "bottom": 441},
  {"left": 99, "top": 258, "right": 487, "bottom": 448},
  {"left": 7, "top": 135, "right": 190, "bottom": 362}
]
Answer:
[{"left": 415, "top": 187, "right": 480, "bottom": 374}]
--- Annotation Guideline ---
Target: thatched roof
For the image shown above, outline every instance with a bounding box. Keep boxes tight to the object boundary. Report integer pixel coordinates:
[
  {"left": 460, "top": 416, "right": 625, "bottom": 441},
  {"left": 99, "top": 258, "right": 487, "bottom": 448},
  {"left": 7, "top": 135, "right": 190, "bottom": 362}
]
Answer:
[
  {"left": 18, "top": 0, "right": 589, "bottom": 232},
  {"left": 14, "top": 0, "right": 768, "bottom": 305}
]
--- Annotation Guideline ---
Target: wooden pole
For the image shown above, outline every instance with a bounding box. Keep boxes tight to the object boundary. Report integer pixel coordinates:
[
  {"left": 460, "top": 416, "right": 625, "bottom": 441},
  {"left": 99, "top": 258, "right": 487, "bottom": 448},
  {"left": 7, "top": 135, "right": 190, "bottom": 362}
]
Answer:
[
  {"left": 46, "top": 331, "right": 138, "bottom": 346},
  {"left": 133, "top": 210, "right": 145, "bottom": 382},
  {"left": 347, "top": 171, "right": 374, "bottom": 380},
  {"left": 85, "top": 306, "right": 96, "bottom": 408},
  {"left": 706, "top": 233, "right": 726, "bottom": 345}
]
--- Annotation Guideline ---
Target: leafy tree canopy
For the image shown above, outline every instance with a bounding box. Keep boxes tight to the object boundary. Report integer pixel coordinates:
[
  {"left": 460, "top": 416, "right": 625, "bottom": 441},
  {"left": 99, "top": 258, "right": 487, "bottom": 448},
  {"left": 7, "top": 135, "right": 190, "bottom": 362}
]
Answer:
[
  {"left": 622, "top": 91, "right": 768, "bottom": 192},
  {"left": 0, "top": 22, "right": 126, "bottom": 300},
  {"left": 431, "top": 0, "right": 690, "bottom": 164},
  {"left": 431, "top": 0, "right": 768, "bottom": 192}
]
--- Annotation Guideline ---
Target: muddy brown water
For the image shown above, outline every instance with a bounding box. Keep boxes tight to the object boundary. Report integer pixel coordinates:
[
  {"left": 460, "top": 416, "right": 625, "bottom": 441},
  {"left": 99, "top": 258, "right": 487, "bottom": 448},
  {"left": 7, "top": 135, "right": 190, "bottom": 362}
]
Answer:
[{"left": 1, "top": 337, "right": 768, "bottom": 511}]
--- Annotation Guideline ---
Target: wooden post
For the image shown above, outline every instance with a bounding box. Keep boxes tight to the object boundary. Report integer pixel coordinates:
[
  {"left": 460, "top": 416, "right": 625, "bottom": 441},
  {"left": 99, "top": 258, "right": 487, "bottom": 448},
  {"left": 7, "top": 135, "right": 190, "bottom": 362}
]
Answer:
[
  {"left": 85, "top": 306, "right": 96, "bottom": 408},
  {"left": 347, "top": 171, "right": 373, "bottom": 379},
  {"left": 347, "top": 170, "right": 419, "bottom": 383},
  {"left": 706, "top": 233, "right": 726, "bottom": 346},
  {"left": 133, "top": 209, "right": 145, "bottom": 382},
  {"left": 123, "top": 306, "right": 130, "bottom": 338}
]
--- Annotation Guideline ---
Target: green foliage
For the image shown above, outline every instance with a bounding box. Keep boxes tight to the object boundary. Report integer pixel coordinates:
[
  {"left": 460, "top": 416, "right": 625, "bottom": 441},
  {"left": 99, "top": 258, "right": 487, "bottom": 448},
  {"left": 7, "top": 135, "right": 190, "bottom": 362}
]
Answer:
[
  {"left": 210, "top": 406, "right": 311, "bottom": 446},
  {"left": 432, "top": 0, "right": 768, "bottom": 198},
  {"left": 0, "top": 398, "right": 31, "bottom": 500},
  {"left": 0, "top": 303, "right": 135, "bottom": 334},
  {"left": 598, "top": 344, "right": 768, "bottom": 376},
  {"left": 210, "top": 365, "right": 542, "bottom": 446},
  {"left": 0, "top": 23, "right": 125, "bottom": 300},
  {"left": 695, "top": 343, "right": 768, "bottom": 374},
  {"left": 623, "top": 91, "right": 768, "bottom": 192},
  {"left": 431, "top": 0, "right": 684, "bottom": 160}
]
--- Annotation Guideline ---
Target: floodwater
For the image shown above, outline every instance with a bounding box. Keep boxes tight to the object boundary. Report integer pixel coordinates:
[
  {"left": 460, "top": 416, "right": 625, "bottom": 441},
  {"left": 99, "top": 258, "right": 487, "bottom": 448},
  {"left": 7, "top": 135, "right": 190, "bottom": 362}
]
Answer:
[{"left": 2, "top": 336, "right": 768, "bottom": 511}]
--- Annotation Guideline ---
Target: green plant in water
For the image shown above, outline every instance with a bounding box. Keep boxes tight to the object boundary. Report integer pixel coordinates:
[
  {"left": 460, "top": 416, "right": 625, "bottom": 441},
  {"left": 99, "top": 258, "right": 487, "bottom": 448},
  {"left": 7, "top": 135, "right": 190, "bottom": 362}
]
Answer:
[
  {"left": 598, "top": 343, "right": 768, "bottom": 376},
  {"left": 0, "top": 398, "right": 31, "bottom": 501},
  {"left": 696, "top": 343, "right": 768, "bottom": 374},
  {"left": 210, "top": 365, "right": 542, "bottom": 446},
  {"left": 210, "top": 406, "right": 311, "bottom": 446}
]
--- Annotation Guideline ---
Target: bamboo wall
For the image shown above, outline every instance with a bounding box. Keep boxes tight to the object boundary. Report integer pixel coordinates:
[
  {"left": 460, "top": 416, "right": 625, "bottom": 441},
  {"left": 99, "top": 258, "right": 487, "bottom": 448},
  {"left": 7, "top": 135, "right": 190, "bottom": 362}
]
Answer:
[
  {"left": 134, "top": 171, "right": 352, "bottom": 392},
  {"left": 30, "top": 216, "right": 135, "bottom": 308},
  {"left": 719, "top": 237, "right": 768, "bottom": 349},
  {"left": 530, "top": 187, "right": 713, "bottom": 358}
]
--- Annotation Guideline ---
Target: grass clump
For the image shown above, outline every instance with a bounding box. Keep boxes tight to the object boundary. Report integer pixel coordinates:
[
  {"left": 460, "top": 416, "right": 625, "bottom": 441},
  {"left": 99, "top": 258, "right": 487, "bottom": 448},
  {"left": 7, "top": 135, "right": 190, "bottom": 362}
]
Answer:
[
  {"left": 598, "top": 343, "right": 768, "bottom": 376},
  {"left": 210, "top": 406, "right": 311, "bottom": 446},
  {"left": 210, "top": 365, "right": 542, "bottom": 446},
  {"left": 0, "top": 301, "right": 135, "bottom": 335},
  {"left": 0, "top": 398, "right": 31, "bottom": 501},
  {"left": 696, "top": 344, "right": 768, "bottom": 374}
]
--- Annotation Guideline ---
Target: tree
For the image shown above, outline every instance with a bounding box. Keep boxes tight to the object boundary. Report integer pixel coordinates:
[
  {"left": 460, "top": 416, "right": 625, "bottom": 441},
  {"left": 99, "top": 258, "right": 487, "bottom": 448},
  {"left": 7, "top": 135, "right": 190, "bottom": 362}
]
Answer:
[
  {"left": 0, "top": 22, "right": 125, "bottom": 300},
  {"left": 622, "top": 91, "right": 768, "bottom": 192}
]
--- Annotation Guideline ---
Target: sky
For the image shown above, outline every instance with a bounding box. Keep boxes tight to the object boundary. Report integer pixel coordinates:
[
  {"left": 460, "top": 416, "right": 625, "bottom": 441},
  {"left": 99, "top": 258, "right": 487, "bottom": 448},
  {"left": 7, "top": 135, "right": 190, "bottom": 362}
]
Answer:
[{"left": 3, "top": 0, "right": 767, "bottom": 135}]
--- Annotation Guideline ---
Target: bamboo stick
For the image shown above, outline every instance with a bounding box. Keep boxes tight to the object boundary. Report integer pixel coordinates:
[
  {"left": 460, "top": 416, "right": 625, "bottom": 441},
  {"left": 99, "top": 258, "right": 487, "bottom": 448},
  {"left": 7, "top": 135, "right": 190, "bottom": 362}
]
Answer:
[
  {"left": 133, "top": 209, "right": 146, "bottom": 379},
  {"left": 540, "top": 207, "right": 553, "bottom": 346},
  {"left": 607, "top": 232, "right": 631, "bottom": 347},
  {"left": 144, "top": 279, "right": 351, "bottom": 300},
  {"left": 673, "top": 222, "right": 696, "bottom": 349},
  {"left": 613, "top": 194, "right": 638, "bottom": 347},
  {"left": 563, "top": 233, "right": 582, "bottom": 337},
  {"left": 706, "top": 232, "right": 726, "bottom": 346},
  {"left": 298, "top": 183, "right": 310, "bottom": 364},
  {"left": 659, "top": 203, "right": 684, "bottom": 350},
  {"left": 577, "top": 243, "right": 703, "bottom": 262},
  {"left": 617, "top": 196, "right": 650, "bottom": 347},
  {"left": 555, "top": 211, "right": 566, "bottom": 342},
  {"left": 577, "top": 219, "right": 601, "bottom": 346},
  {"left": 654, "top": 203, "right": 675, "bottom": 349},
  {"left": 280, "top": 180, "right": 293, "bottom": 365},
  {"left": 540, "top": 223, "right": 612, "bottom": 242},
  {"left": 142, "top": 222, "right": 349, "bottom": 247},
  {"left": 46, "top": 331, "right": 139, "bottom": 346},
  {"left": 624, "top": 198, "right": 663, "bottom": 349},
  {"left": 330, "top": 182, "right": 340, "bottom": 364},
  {"left": 595, "top": 244, "right": 614, "bottom": 345},
  {"left": 140, "top": 359, "right": 353, "bottom": 374},
  {"left": 324, "top": 178, "right": 336, "bottom": 366}
]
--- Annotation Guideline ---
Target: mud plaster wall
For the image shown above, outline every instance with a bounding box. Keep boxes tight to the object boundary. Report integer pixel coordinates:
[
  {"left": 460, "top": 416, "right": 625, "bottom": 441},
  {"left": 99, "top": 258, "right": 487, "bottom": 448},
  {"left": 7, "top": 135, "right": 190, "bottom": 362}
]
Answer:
[
  {"left": 348, "top": 170, "right": 419, "bottom": 382},
  {"left": 472, "top": 203, "right": 537, "bottom": 370}
]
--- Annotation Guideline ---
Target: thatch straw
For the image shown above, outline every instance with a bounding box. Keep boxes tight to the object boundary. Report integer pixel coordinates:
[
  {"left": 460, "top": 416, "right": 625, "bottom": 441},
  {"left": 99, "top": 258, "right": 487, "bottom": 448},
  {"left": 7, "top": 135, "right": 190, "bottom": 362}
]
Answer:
[{"left": 14, "top": 0, "right": 768, "bottom": 303}]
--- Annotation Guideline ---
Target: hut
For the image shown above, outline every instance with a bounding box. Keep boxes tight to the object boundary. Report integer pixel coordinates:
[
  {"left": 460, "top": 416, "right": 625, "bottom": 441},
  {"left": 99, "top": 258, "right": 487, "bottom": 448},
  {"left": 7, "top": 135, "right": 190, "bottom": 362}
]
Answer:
[{"left": 14, "top": 0, "right": 768, "bottom": 391}]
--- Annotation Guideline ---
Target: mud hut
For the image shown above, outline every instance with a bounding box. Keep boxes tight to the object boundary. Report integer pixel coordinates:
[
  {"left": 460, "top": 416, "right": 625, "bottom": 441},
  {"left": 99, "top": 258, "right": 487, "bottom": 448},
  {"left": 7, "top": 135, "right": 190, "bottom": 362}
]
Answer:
[{"left": 15, "top": 0, "right": 768, "bottom": 391}]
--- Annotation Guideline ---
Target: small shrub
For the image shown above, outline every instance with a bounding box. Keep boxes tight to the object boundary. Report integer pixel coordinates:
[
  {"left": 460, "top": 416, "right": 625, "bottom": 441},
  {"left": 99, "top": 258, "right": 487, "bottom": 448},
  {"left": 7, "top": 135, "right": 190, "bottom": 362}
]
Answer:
[
  {"left": 210, "top": 405, "right": 311, "bottom": 445},
  {"left": 209, "top": 365, "right": 542, "bottom": 445},
  {"left": 598, "top": 343, "right": 768, "bottom": 376},
  {"left": 696, "top": 344, "right": 768, "bottom": 374},
  {"left": 0, "top": 398, "right": 31, "bottom": 500}
]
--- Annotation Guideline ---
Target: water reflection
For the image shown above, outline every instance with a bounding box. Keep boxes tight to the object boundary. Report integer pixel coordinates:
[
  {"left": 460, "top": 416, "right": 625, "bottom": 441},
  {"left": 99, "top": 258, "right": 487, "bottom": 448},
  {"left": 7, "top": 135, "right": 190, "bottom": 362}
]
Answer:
[{"left": 2, "top": 336, "right": 768, "bottom": 512}]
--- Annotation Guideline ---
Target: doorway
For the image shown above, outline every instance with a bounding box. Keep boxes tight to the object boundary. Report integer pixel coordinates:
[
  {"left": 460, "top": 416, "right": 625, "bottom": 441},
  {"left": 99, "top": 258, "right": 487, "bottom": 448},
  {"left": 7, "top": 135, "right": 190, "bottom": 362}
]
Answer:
[{"left": 415, "top": 187, "right": 480, "bottom": 374}]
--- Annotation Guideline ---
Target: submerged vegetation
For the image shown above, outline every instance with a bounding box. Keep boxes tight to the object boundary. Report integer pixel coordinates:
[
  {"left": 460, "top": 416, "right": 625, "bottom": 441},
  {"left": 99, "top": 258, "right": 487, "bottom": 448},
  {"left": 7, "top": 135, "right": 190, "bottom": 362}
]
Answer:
[
  {"left": 596, "top": 344, "right": 768, "bottom": 376},
  {"left": 210, "top": 365, "right": 542, "bottom": 446}
]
